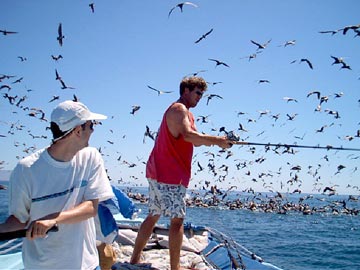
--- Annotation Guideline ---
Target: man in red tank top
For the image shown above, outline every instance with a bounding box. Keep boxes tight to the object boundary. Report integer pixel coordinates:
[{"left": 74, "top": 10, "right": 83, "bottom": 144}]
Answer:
[{"left": 130, "top": 77, "right": 233, "bottom": 270}]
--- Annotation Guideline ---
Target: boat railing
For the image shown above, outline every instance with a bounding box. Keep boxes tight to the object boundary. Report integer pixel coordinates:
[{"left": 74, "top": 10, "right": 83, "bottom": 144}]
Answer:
[{"left": 0, "top": 239, "right": 22, "bottom": 255}]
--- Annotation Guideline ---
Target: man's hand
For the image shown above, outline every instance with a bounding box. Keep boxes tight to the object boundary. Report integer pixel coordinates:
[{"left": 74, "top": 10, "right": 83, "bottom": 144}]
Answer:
[
  {"left": 26, "top": 219, "right": 57, "bottom": 240},
  {"left": 219, "top": 136, "right": 234, "bottom": 149}
]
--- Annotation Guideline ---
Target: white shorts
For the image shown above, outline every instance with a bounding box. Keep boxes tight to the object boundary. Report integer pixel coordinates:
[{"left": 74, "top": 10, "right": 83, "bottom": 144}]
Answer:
[{"left": 147, "top": 178, "right": 186, "bottom": 218}]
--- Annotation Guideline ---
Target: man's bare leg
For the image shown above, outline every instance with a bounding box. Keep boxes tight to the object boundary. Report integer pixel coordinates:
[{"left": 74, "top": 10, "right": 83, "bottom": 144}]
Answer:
[
  {"left": 169, "top": 217, "right": 184, "bottom": 270},
  {"left": 130, "top": 214, "right": 160, "bottom": 264}
]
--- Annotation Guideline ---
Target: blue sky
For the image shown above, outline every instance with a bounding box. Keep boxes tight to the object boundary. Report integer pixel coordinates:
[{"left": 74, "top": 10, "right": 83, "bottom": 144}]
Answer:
[{"left": 1, "top": 0, "right": 359, "bottom": 195}]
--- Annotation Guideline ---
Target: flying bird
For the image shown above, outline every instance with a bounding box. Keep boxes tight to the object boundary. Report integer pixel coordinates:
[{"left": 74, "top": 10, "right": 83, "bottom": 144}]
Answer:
[
  {"left": 55, "top": 69, "right": 61, "bottom": 81},
  {"left": 333, "top": 92, "right": 344, "bottom": 98},
  {"left": 195, "top": 28, "right": 213, "bottom": 43},
  {"left": 286, "top": 113, "right": 298, "bottom": 121},
  {"left": 318, "top": 29, "right": 339, "bottom": 35},
  {"left": 320, "top": 95, "right": 329, "bottom": 105},
  {"left": 143, "top": 125, "right": 156, "bottom": 143},
  {"left": 57, "top": 23, "right": 64, "bottom": 46},
  {"left": 147, "top": 85, "right": 173, "bottom": 95},
  {"left": 278, "top": 40, "right": 296, "bottom": 47},
  {"left": 130, "top": 105, "right": 141, "bottom": 115},
  {"left": 306, "top": 91, "right": 321, "bottom": 99},
  {"left": 168, "top": 2, "right": 198, "bottom": 18},
  {"left": 12, "top": 77, "right": 23, "bottom": 84},
  {"left": 316, "top": 125, "right": 327, "bottom": 133},
  {"left": 323, "top": 186, "right": 336, "bottom": 194},
  {"left": 187, "top": 70, "right": 207, "bottom": 77},
  {"left": 208, "top": 58, "right": 230, "bottom": 68},
  {"left": 54, "top": 69, "right": 74, "bottom": 89},
  {"left": 240, "top": 52, "right": 262, "bottom": 61},
  {"left": 0, "top": 84, "right": 11, "bottom": 91},
  {"left": 0, "top": 74, "right": 16, "bottom": 81},
  {"left": 197, "top": 115, "right": 211, "bottom": 123},
  {"left": 353, "top": 29, "right": 360, "bottom": 38},
  {"left": 341, "top": 24, "right": 360, "bottom": 35},
  {"left": 324, "top": 109, "right": 340, "bottom": 119},
  {"left": 48, "top": 95, "right": 60, "bottom": 103},
  {"left": 221, "top": 186, "right": 238, "bottom": 200},
  {"left": 340, "top": 62, "right": 351, "bottom": 70},
  {"left": 330, "top": 55, "right": 345, "bottom": 65},
  {"left": 336, "top": 165, "right": 346, "bottom": 173},
  {"left": 250, "top": 39, "right": 272, "bottom": 50},
  {"left": 59, "top": 79, "right": 75, "bottom": 90},
  {"left": 206, "top": 81, "right": 222, "bottom": 86},
  {"left": 283, "top": 97, "right": 298, "bottom": 103},
  {"left": 0, "top": 29, "right": 18, "bottom": 35},
  {"left": 3, "top": 93, "right": 17, "bottom": 105},
  {"left": 89, "top": 3, "right": 95, "bottom": 13},
  {"left": 238, "top": 123, "right": 248, "bottom": 132},
  {"left": 257, "top": 79, "right": 270, "bottom": 84},
  {"left": 72, "top": 94, "right": 79, "bottom": 102},
  {"left": 18, "top": 56, "right": 27, "bottom": 62},
  {"left": 205, "top": 94, "right": 223, "bottom": 105},
  {"left": 300, "top": 58, "right": 313, "bottom": 69},
  {"left": 51, "top": 55, "right": 63, "bottom": 61}
]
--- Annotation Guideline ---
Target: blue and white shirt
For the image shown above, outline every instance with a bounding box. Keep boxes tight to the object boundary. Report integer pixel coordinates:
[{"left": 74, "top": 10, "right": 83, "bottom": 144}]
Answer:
[{"left": 9, "top": 147, "right": 114, "bottom": 270}]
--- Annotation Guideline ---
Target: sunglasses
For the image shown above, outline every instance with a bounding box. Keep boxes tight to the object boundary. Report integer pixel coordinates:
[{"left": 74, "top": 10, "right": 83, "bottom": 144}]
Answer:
[
  {"left": 81, "top": 121, "right": 95, "bottom": 130},
  {"left": 195, "top": 90, "right": 203, "bottom": 97},
  {"left": 89, "top": 121, "right": 94, "bottom": 130}
]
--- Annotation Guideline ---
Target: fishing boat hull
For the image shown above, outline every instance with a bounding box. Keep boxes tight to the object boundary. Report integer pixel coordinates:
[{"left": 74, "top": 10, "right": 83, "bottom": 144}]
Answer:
[
  {"left": 110, "top": 219, "right": 282, "bottom": 270},
  {"left": 0, "top": 215, "right": 282, "bottom": 270}
]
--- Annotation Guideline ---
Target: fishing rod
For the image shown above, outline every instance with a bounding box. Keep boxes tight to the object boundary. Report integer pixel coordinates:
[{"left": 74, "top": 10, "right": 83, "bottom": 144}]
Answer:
[
  {"left": 224, "top": 130, "right": 360, "bottom": 152},
  {"left": 0, "top": 225, "right": 58, "bottom": 241},
  {"left": 230, "top": 140, "right": 360, "bottom": 151}
]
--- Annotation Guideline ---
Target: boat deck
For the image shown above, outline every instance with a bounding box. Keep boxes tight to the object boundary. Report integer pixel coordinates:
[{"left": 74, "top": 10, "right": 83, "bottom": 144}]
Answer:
[
  {"left": 110, "top": 225, "right": 212, "bottom": 270},
  {"left": 0, "top": 215, "right": 282, "bottom": 270}
]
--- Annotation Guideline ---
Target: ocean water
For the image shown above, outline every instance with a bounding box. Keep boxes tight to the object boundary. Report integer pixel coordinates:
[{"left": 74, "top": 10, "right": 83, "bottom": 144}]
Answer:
[{"left": 1, "top": 182, "right": 359, "bottom": 270}]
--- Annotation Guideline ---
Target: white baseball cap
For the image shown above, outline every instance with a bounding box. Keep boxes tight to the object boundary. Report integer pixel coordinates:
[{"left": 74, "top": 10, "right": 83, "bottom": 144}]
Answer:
[{"left": 51, "top": 100, "right": 107, "bottom": 132}]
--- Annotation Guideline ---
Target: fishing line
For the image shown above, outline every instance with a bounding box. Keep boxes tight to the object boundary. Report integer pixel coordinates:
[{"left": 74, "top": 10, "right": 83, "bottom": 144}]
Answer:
[{"left": 223, "top": 129, "right": 360, "bottom": 152}]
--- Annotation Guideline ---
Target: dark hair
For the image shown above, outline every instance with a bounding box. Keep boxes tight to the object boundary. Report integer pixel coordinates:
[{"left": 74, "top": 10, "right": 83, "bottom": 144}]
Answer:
[
  {"left": 179, "top": 76, "right": 207, "bottom": 95},
  {"left": 50, "top": 122, "right": 67, "bottom": 141},
  {"left": 50, "top": 122, "right": 84, "bottom": 143}
]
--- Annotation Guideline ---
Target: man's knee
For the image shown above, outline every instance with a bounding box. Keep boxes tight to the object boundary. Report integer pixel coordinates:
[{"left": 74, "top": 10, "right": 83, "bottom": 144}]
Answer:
[
  {"left": 170, "top": 218, "right": 184, "bottom": 229},
  {"left": 97, "top": 242, "right": 116, "bottom": 270}
]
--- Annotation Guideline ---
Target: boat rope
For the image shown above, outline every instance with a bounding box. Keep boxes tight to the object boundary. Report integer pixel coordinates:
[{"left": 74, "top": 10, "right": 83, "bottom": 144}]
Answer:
[
  {"left": 201, "top": 242, "right": 226, "bottom": 269},
  {"left": 203, "top": 243, "right": 225, "bottom": 257},
  {"left": 224, "top": 239, "right": 247, "bottom": 269},
  {"left": 224, "top": 239, "right": 246, "bottom": 270},
  {"left": 199, "top": 252, "right": 220, "bottom": 270},
  {"left": 0, "top": 239, "right": 17, "bottom": 249},
  {"left": 208, "top": 227, "right": 264, "bottom": 262},
  {"left": 0, "top": 241, "right": 22, "bottom": 255}
]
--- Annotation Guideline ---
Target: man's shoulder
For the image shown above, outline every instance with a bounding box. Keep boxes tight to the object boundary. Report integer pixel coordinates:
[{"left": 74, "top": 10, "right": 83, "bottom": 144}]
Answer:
[
  {"left": 167, "top": 102, "right": 188, "bottom": 116},
  {"left": 17, "top": 148, "right": 46, "bottom": 167},
  {"left": 78, "top": 146, "right": 101, "bottom": 156}
]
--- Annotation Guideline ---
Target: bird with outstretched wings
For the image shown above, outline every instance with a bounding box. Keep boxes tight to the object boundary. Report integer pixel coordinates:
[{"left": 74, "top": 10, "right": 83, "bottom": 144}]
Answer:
[
  {"left": 147, "top": 85, "right": 173, "bottom": 96},
  {"left": 168, "top": 2, "right": 198, "bottom": 18},
  {"left": 195, "top": 28, "right": 213, "bottom": 43},
  {"left": 57, "top": 23, "right": 64, "bottom": 46}
]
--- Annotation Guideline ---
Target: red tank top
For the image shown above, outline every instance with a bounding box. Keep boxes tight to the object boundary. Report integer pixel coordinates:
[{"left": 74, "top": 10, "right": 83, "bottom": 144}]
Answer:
[{"left": 146, "top": 104, "right": 195, "bottom": 187}]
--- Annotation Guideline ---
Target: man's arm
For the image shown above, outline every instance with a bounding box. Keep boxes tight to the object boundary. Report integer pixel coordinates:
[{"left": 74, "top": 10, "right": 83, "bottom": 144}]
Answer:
[
  {"left": 167, "top": 103, "right": 232, "bottom": 148},
  {"left": 0, "top": 215, "right": 27, "bottom": 233},
  {"left": 26, "top": 199, "right": 99, "bottom": 239}
]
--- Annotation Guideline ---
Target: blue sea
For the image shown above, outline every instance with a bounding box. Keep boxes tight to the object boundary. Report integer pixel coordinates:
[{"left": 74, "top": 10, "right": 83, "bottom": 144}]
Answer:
[{"left": 1, "top": 181, "right": 359, "bottom": 270}]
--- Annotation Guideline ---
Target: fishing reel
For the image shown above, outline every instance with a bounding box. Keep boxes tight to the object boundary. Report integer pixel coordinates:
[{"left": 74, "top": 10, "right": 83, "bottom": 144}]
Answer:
[
  {"left": 226, "top": 130, "right": 240, "bottom": 142},
  {"left": 219, "top": 126, "right": 240, "bottom": 142}
]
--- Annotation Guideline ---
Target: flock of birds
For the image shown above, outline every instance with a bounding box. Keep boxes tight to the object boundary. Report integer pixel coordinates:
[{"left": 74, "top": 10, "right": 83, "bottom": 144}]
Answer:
[
  {"left": 1, "top": 2, "right": 360, "bottom": 212},
  {"left": 126, "top": 186, "right": 360, "bottom": 216}
]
